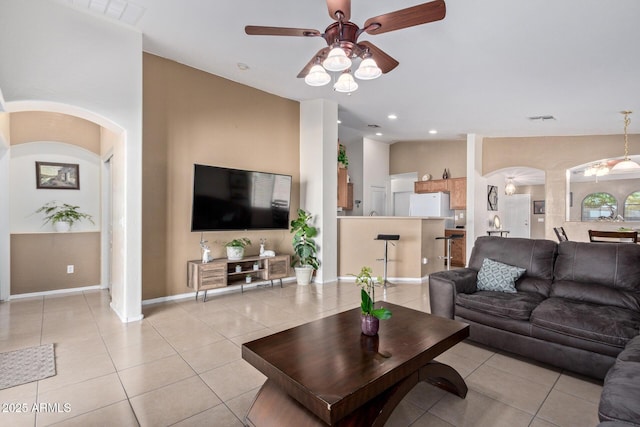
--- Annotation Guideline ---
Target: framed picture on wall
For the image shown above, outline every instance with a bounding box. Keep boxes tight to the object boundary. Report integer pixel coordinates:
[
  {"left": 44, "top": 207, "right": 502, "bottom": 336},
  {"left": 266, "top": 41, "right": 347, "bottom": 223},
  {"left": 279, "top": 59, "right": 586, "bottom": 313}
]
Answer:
[
  {"left": 487, "top": 185, "right": 498, "bottom": 211},
  {"left": 36, "top": 161, "right": 80, "bottom": 190},
  {"left": 533, "top": 200, "right": 545, "bottom": 214}
]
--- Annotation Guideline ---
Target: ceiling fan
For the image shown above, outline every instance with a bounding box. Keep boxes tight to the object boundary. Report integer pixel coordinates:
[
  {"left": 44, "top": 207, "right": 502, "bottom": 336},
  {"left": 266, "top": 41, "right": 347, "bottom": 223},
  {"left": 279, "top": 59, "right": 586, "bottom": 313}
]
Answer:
[{"left": 245, "top": 0, "right": 446, "bottom": 92}]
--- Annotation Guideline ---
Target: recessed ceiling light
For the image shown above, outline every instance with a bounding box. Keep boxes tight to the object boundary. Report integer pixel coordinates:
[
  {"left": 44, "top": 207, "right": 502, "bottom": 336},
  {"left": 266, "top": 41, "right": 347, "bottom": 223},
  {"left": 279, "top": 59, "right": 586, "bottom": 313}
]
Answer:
[
  {"left": 375, "top": 132, "right": 383, "bottom": 136},
  {"left": 387, "top": 114, "right": 397, "bottom": 120},
  {"left": 237, "top": 63, "right": 250, "bottom": 71},
  {"left": 429, "top": 129, "right": 438, "bottom": 134},
  {"left": 337, "top": 120, "right": 342, "bottom": 124}
]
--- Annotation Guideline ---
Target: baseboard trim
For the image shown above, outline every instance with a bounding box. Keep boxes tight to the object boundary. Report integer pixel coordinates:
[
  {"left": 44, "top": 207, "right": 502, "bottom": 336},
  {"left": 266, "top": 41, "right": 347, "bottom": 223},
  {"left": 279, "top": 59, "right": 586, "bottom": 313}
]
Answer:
[
  {"left": 142, "top": 276, "right": 298, "bottom": 305},
  {"left": 9, "top": 284, "right": 103, "bottom": 300}
]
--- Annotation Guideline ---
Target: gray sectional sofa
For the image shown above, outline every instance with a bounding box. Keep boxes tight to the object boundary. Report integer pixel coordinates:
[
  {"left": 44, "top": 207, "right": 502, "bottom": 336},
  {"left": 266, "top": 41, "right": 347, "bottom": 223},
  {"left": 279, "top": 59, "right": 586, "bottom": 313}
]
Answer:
[{"left": 428, "top": 236, "right": 640, "bottom": 425}]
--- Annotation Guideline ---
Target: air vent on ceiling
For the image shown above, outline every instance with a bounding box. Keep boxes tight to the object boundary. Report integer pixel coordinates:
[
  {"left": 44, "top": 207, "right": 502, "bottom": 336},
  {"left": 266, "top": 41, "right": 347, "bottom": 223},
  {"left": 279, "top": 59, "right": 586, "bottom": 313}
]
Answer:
[
  {"left": 367, "top": 124, "right": 381, "bottom": 128},
  {"left": 528, "top": 115, "right": 556, "bottom": 121}
]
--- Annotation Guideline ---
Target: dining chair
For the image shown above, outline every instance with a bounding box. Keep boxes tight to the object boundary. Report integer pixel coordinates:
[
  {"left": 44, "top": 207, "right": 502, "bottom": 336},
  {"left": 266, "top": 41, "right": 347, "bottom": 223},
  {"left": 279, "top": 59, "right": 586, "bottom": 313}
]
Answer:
[
  {"left": 588, "top": 230, "right": 638, "bottom": 243},
  {"left": 553, "top": 227, "right": 569, "bottom": 242}
]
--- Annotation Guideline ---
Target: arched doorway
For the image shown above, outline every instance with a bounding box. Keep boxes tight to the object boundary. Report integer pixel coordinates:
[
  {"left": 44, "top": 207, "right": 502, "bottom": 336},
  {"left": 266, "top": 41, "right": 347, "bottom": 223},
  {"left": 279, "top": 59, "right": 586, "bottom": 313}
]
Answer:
[{"left": 0, "top": 101, "right": 141, "bottom": 322}]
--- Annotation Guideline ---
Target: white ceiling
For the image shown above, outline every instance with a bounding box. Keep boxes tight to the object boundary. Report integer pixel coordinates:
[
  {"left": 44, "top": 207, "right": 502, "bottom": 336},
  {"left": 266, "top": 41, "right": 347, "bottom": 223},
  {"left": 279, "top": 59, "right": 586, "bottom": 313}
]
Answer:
[{"left": 62, "top": 0, "right": 640, "bottom": 144}]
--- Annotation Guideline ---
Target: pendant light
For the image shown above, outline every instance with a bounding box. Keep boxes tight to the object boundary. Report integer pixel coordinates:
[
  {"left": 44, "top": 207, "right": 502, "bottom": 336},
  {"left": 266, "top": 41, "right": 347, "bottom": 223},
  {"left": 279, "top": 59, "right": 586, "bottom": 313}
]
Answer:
[
  {"left": 611, "top": 111, "right": 640, "bottom": 173},
  {"left": 504, "top": 177, "right": 516, "bottom": 196}
]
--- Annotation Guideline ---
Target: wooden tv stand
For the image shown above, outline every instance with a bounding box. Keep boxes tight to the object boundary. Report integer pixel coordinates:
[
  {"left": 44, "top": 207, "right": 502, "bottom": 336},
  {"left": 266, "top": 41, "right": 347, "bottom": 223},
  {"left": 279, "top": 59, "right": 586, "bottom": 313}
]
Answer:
[{"left": 187, "top": 254, "right": 290, "bottom": 301}]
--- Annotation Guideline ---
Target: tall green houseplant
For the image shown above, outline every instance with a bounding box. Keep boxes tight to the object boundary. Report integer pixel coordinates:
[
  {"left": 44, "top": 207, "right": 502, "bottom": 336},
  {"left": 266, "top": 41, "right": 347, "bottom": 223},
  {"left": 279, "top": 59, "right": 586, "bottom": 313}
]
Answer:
[{"left": 290, "top": 208, "right": 319, "bottom": 285}]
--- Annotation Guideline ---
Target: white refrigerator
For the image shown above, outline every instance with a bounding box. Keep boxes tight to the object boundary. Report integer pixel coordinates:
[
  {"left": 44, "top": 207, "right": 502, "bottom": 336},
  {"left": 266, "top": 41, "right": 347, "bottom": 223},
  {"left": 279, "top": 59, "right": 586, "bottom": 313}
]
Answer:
[{"left": 409, "top": 192, "right": 453, "bottom": 217}]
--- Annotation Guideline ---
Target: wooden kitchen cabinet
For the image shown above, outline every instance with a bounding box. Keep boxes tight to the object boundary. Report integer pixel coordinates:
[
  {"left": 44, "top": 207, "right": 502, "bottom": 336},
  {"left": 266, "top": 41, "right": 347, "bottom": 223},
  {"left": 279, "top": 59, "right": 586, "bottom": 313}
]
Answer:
[
  {"left": 444, "top": 229, "right": 466, "bottom": 267},
  {"left": 414, "top": 179, "right": 448, "bottom": 193},
  {"left": 448, "top": 178, "right": 467, "bottom": 210},
  {"left": 415, "top": 178, "right": 467, "bottom": 210},
  {"left": 338, "top": 167, "right": 353, "bottom": 210}
]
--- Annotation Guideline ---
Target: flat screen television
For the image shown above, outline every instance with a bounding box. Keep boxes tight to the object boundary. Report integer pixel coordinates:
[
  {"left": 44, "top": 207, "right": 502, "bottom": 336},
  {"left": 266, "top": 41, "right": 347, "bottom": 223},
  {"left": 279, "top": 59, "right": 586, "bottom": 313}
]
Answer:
[{"left": 191, "top": 164, "right": 292, "bottom": 231}]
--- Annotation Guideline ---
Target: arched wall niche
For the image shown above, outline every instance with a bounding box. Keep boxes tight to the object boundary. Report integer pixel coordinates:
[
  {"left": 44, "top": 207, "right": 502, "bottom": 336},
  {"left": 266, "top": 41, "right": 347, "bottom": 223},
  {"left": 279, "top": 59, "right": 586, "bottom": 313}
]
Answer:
[{"left": 0, "top": 100, "right": 134, "bottom": 320}]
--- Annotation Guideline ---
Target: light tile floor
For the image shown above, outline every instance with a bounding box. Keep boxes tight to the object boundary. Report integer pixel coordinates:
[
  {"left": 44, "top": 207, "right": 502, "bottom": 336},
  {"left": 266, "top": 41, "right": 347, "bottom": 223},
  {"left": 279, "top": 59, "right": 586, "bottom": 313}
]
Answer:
[{"left": 0, "top": 281, "right": 603, "bottom": 426}]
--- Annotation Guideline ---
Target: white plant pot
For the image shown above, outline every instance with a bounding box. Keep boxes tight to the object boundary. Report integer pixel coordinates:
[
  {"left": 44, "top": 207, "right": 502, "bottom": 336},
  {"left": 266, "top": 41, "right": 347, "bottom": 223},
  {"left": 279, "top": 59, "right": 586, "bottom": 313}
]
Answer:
[
  {"left": 54, "top": 221, "right": 71, "bottom": 232},
  {"left": 294, "top": 266, "right": 314, "bottom": 285},
  {"left": 226, "top": 246, "right": 244, "bottom": 261}
]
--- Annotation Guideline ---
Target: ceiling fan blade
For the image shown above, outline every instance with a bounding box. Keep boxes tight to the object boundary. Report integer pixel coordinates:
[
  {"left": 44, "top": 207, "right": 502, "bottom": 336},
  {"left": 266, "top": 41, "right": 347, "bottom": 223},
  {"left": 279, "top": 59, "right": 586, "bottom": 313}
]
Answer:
[
  {"left": 326, "top": 0, "right": 350, "bottom": 21},
  {"left": 358, "top": 41, "right": 399, "bottom": 74},
  {"left": 297, "top": 48, "right": 331, "bottom": 78},
  {"left": 245, "top": 26, "right": 321, "bottom": 37},
  {"left": 363, "top": 0, "right": 446, "bottom": 35}
]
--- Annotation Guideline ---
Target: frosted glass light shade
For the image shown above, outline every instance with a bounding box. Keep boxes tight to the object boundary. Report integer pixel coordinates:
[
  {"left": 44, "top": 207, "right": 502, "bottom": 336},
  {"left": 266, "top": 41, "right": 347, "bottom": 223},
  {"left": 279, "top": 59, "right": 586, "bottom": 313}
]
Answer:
[
  {"left": 323, "top": 47, "right": 351, "bottom": 72},
  {"left": 504, "top": 179, "right": 516, "bottom": 196},
  {"left": 354, "top": 58, "right": 381, "bottom": 80},
  {"left": 334, "top": 72, "right": 358, "bottom": 93},
  {"left": 304, "top": 65, "right": 331, "bottom": 86},
  {"left": 611, "top": 158, "right": 640, "bottom": 173}
]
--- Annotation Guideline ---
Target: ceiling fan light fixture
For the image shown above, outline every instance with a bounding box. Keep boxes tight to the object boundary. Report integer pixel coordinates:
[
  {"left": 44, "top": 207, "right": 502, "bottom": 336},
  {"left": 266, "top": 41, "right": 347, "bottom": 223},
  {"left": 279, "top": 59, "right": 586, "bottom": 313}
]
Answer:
[
  {"left": 611, "top": 111, "right": 640, "bottom": 173},
  {"left": 334, "top": 72, "right": 358, "bottom": 93},
  {"left": 304, "top": 65, "right": 331, "bottom": 86},
  {"left": 323, "top": 47, "right": 352, "bottom": 72},
  {"left": 354, "top": 57, "right": 381, "bottom": 80}
]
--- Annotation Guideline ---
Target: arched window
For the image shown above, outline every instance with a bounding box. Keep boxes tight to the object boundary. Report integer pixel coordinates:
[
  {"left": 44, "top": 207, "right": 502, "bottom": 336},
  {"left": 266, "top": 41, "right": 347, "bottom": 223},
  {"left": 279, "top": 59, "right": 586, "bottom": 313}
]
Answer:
[
  {"left": 624, "top": 191, "right": 640, "bottom": 221},
  {"left": 582, "top": 192, "right": 617, "bottom": 221}
]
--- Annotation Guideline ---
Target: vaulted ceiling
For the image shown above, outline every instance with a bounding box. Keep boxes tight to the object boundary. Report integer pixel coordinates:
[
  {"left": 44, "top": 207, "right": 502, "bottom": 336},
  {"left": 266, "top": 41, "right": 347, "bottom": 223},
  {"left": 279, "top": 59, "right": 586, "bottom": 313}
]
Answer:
[{"left": 62, "top": 0, "right": 640, "bottom": 144}]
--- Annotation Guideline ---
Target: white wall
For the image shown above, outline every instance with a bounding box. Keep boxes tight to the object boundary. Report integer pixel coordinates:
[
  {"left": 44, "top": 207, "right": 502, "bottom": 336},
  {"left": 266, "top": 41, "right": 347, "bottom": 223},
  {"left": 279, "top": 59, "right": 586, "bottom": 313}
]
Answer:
[
  {"left": 362, "top": 138, "right": 390, "bottom": 216},
  {"left": 0, "top": 0, "right": 142, "bottom": 321},
  {"left": 10, "top": 142, "right": 101, "bottom": 233},
  {"left": 300, "top": 99, "right": 338, "bottom": 283}
]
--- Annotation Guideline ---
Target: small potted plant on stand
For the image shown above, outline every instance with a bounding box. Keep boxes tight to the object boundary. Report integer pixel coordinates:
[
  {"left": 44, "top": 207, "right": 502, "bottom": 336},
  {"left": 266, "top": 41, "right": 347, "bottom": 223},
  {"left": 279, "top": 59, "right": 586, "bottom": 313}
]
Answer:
[
  {"left": 354, "top": 266, "right": 392, "bottom": 336},
  {"left": 225, "top": 237, "right": 251, "bottom": 261},
  {"left": 290, "top": 208, "right": 319, "bottom": 285},
  {"left": 36, "top": 201, "right": 94, "bottom": 232}
]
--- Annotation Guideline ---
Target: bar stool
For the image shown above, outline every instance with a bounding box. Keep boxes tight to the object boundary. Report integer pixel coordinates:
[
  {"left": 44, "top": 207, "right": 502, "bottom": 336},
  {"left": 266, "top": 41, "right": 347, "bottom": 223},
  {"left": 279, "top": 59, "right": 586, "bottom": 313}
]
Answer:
[
  {"left": 375, "top": 234, "right": 400, "bottom": 286},
  {"left": 436, "top": 234, "right": 464, "bottom": 271}
]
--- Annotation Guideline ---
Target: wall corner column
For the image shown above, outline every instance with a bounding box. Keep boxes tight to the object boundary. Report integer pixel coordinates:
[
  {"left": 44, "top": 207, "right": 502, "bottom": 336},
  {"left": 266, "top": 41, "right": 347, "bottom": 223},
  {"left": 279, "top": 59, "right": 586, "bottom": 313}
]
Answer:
[{"left": 300, "top": 99, "right": 338, "bottom": 284}]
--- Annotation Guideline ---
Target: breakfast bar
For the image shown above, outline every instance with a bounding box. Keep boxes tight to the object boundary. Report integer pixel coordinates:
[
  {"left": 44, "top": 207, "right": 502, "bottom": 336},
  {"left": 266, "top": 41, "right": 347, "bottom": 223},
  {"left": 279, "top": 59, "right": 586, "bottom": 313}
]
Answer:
[{"left": 338, "top": 216, "right": 448, "bottom": 280}]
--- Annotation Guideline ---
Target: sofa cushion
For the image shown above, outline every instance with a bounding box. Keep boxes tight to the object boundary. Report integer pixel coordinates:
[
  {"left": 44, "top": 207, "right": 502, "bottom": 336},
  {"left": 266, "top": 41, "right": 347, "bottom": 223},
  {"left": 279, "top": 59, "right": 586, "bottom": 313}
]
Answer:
[
  {"left": 553, "top": 241, "right": 640, "bottom": 311},
  {"left": 531, "top": 298, "right": 640, "bottom": 348},
  {"left": 477, "top": 258, "right": 526, "bottom": 293},
  {"left": 468, "top": 237, "right": 557, "bottom": 297},
  {"left": 598, "top": 359, "right": 640, "bottom": 426},
  {"left": 456, "top": 290, "right": 545, "bottom": 321},
  {"left": 617, "top": 335, "right": 640, "bottom": 363}
]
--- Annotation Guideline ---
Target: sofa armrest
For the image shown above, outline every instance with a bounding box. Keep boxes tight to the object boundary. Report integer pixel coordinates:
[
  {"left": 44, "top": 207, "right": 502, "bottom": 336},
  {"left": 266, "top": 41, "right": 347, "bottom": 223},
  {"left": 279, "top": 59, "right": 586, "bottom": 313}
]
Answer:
[{"left": 428, "top": 268, "right": 478, "bottom": 318}]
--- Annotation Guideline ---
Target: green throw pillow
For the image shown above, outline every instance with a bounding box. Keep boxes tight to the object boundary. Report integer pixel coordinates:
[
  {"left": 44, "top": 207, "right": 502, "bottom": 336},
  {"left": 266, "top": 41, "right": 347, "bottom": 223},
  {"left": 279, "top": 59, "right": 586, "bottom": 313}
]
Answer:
[{"left": 476, "top": 258, "right": 526, "bottom": 293}]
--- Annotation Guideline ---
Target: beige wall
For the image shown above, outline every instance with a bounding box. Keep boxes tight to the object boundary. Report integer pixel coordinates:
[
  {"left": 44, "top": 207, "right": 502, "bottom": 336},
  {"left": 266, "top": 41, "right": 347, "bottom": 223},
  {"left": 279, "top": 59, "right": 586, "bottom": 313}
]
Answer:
[
  {"left": 142, "top": 53, "right": 300, "bottom": 300},
  {"left": 338, "top": 217, "right": 446, "bottom": 279},
  {"left": 11, "top": 232, "right": 100, "bottom": 294},
  {"left": 11, "top": 112, "right": 100, "bottom": 154},
  {"left": 9, "top": 112, "right": 102, "bottom": 294},
  {"left": 389, "top": 139, "right": 467, "bottom": 179},
  {"left": 483, "top": 134, "right": 640, "bottom": 241}
]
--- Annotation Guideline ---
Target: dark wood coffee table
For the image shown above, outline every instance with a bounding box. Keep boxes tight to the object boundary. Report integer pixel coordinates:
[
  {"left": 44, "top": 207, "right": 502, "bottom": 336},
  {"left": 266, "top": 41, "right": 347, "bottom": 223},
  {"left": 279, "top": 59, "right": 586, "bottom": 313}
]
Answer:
[{"left": 242, "top": 302, "right": 469, "bottom": 426}]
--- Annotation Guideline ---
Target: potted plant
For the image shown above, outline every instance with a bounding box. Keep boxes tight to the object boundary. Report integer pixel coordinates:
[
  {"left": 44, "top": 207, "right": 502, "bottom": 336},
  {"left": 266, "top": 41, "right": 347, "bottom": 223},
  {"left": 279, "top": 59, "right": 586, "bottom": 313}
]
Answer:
[
  {"left": 36, "top": 201, "right": 94, "bottom": 232},
  {"left": 354, "top": 266, "right": 392, "bottom": 336},
  {"left": 338, "top": 144, "right": 349, "bottom": 169},
  {"left": 225, "top": 237, "right": 251, "bottom": 260},
  {"left": 290, "top": 208, "right": 319, "bottom": 285}
]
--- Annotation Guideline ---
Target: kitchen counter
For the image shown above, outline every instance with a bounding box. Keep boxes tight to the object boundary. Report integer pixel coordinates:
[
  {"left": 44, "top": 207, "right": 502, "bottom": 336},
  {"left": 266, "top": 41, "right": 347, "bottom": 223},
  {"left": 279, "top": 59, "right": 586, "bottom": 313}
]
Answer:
[{"left": 337, "top": 216, "right": 448, "bottom": 280}]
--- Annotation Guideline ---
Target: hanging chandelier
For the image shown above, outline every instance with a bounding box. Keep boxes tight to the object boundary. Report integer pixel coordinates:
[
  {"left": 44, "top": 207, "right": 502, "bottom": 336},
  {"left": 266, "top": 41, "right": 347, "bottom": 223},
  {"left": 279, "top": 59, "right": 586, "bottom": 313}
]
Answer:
[{"left": 610, "top": 111, "right": 640, "bottom": 173}]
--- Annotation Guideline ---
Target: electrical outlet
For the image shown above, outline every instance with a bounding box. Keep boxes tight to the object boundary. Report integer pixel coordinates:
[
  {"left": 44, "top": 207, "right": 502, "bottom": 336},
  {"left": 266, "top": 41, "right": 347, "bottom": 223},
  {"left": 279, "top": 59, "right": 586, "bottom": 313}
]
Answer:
[{"left": 67, "top": 265, "right": 74, "bottom": 274}]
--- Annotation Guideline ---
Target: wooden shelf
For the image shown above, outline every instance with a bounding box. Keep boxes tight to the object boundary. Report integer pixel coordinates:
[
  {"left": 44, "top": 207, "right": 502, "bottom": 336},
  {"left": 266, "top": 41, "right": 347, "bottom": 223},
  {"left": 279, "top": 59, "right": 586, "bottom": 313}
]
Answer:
[{"left": 188, "top": 254, "right": 290, "bottom": 301}]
